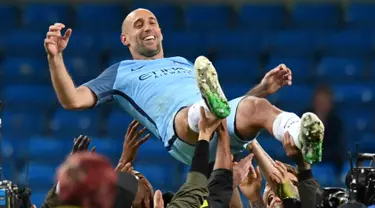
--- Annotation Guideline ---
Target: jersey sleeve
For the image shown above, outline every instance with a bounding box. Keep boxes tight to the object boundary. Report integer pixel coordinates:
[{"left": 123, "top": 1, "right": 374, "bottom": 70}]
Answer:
[{"left": 81, "top": 62, "right": 120, "bottom": 106}]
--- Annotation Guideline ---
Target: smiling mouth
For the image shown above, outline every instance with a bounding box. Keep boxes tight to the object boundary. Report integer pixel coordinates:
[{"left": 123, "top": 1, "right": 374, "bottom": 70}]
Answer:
[{"left": 143, "top": 35, "right": 156, "bottom": 41}]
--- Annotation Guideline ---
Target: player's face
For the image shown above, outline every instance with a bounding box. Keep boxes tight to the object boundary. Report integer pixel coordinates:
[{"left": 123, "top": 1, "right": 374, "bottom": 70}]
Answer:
[
  {"left": 127, "top": 10, "right": 162, "bottom": 58},
  {"left": 263, "top": 172, "right": 298, "bottom": 208}
]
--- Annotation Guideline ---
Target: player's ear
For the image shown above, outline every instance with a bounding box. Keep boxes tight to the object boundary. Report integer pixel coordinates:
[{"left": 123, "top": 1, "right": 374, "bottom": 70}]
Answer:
[{"left": 121, "top": 33, "right": 129, "bottom": 46}]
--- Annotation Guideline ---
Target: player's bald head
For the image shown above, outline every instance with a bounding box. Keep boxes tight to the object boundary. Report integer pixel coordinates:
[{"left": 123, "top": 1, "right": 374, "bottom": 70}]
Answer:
[{"left": 122, "top": 8, "right": 156, "bottom": 33}]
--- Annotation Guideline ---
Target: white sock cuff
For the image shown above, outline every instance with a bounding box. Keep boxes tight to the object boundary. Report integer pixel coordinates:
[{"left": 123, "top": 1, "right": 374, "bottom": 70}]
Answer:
[
  {"left": 188, "top": 100, "right": 209, "bottom": 133},
  {"left": 272, "top": 112, "right": 300, "bottom": 143}
]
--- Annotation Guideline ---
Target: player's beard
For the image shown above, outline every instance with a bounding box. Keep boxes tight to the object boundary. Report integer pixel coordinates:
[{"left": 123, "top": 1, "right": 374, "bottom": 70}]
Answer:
[{"left": 138, "top": 41, "right": 161, "bottom": 58}]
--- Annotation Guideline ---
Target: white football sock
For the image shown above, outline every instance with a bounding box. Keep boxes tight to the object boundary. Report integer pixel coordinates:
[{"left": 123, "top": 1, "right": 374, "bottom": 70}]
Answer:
[
  {"left": 188, "top": 100, "right": 210, "bottom": 133},
  {"left": 272, "top": 112, "right": 302, "bottom": 148}
]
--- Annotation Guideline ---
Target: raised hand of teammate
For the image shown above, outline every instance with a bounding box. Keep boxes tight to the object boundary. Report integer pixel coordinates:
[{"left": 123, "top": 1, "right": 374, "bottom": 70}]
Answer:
[
  {"left": 198, "top": 107, "right": 222, "bottom": 140},
  {"left": 282, "top": 132, "right": 310, "bottom": 171},
  {"left": 119, "top": 120, "right": 151, "bottom": 164},
  {"left": 71, "top": 135, "right": 96, "bottom": 155},
  {"left": 260, "top": 64, "right": 292, "bottom": 95},
  {"left": 115, "top": 162, "right": 134, "bottom": 173},
  {"left": 233, "top": 153, "right": 254, "bottom": 188},
  {"left": 44, "top": 23, "right": 72, "bottom": 56},
  {"left": 239, "top": 161, "right": 263, "bottom": 202}
]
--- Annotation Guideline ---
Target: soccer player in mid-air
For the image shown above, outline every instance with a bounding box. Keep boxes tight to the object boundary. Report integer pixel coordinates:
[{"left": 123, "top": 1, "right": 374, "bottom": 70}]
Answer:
[{"left": 44, "top": 8, "right": 324, "bottom": 165}]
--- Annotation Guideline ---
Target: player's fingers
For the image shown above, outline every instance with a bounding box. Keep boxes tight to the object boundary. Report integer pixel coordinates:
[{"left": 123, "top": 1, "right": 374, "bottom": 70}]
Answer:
[
  {"left": 275, "top": 161, "right": 287, "bottom": 175},
  {"left": 138, "top": 134, "right": 151, "bottom": 146},
  {"left": 115, "top": 162, "right": 124, "bottom": 171},
  {"left": 46, "top": 31, "right": 62, "bottom": 38},
  {"left": 44, "top": 38, "right": 56, "bottom": 45},
  {"left": 256, "top": 166, "right": 261, "bottom": 178},
  {"left": 63, "top": 28, "right": 72, "bottom": 40},
  {"left": 271, "top": 172, "right": 282, "bottom": 184},
  {"left": 54, "top": 22, "right": 66, "bottom": 28},
  {"left": 266, "top": 67, "right": 280, "bottom": 77},
  {"left": 249, "top": 163, "right": 256, "bottom": 179},
  {"left": 49, "top": 25, "right": 63, "bottom": 32},
  {"left": 128, "top": 122, "right": 140, "bottom": 137},
  {"left": 199, "top": 106, "right": 207, "bottom": 121},
  {"left": 137, "top": 127, "right": 147, "bottom": 137},
  {"left": 126, "top": 120, "right": 137, "bottom": 135},
  {"left": 90, "top": 146, "right": 96, "bottom": 152}
]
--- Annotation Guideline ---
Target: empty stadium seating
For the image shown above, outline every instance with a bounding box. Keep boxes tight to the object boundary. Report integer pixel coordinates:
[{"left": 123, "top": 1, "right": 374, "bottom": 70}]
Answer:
[{"left": 0, "top": 1, "right": 375, "bottom": 206}]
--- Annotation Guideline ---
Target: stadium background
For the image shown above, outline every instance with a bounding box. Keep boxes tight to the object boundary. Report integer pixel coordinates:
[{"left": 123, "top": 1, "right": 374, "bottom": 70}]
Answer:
[{"left": 0, "top": 0, "right": 375, "bottom": 206}]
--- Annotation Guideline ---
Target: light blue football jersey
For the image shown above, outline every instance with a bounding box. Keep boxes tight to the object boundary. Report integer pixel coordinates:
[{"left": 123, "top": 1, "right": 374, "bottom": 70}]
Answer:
[{"left": 83, "top": 56, "right": 201, "bottom": 146}]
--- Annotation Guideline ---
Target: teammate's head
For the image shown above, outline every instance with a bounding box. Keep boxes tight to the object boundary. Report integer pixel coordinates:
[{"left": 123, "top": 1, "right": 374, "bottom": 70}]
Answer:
[
  {"left": 262, "top": 163, "right": 299, "bottom": 208},
  {"left": 131, "top": 171, "right": 154, "bottom": 208},
  {"left": 313, "top": 85, "right": 333, "bottom": 113},
  {"left": 121, "top": 8, "right": 163, "bottom": 60}
]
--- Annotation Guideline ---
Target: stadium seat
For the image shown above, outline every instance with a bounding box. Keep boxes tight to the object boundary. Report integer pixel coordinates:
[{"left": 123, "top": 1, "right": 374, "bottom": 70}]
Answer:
[
  {"left": 0, "top": 5, "right": 17, "bottom": 30},
  {"left": 89, "top": 137, "right": 122, "bottom": 160},
  {"left": 130, "top": 3, "right": 179, "bottom": 31},
  {"left": 163, "top": 31, "right": 204, "bottom": 61},
  {"left": 358, "top": 134, "right": 375, "bottom": 153},
  {"left": 340, "top": 109, "right": 374, "bottom": 136},
  {"left": 100, "top": 32, "right": 132, "bottom": 56},
  {"left": 346, "top": 3, "right": 375, "bottom": 29},
  {"left": 256, "top": 134, "right": 287, "bottom": 160},
  {"left": 75, "top": 4, "right": 125, "bottom": 31},
  {"left": 221, "top": 84, "right": 250, "bottom": 100},
  {"left": 106, "top": 110, "right": 133, "bottom": 139},
  {"left": 2, "top": 111, "right": 46, "bottom": 137},
  {"left": 134, "top": 162, "right": 177, "bottom": 189},
  {"left": 63, "top": 31, "right": 100, "bottom": 56},
  {"left": 64, "top": 56, "right": 101, "bottom": 85},
  {"left": 28, "top": 137, "right": 71, "bottom": 162},
  {"left": 238, "top": 4, "right": 285, "bottom": 30},
  {"left": 266, "top": 56, "right": 312, "bottom": 82},
  {"left": 23, "top": 4, "right": 71, "bottom": 30},
  {"left": 214, "top": 58, "right": 260, "bottom": 84},
  {"left": 2, "top": 85, "right": 57, "bottom": 110},
  {"left": 2, "top": 30, "right": 45, "bottom": 56},
  {"left": 269, "top": 85, "right": 314, "bottom": 113},
  {"left": 184, "top": 4, "right": 233, "bottom": 31},
  {"left": 264, "top": 30, "right": 320, "bottom": 56},
  {"left": 1, "top": 57, "right": 49, "bottom": 84},
  {"left": 136, "top": 138, "right": 171, "bottom": 160},
  {"left": 316, "top": 57, "right": 365, "bottom": 83},
  {"left": 312, "top": 163, "right": 337, "bottom": 186},
  {"left": 204, "top": 31, "right": 263, "bottom": 58},
  {"left": 332, "top": 85, "right": 375, "bottom": 105},
  {"left": 50, "top": 109, "right": 101, "bottom": 138},
  {"left": 321, "top": 30, "right": 372, "bottom": 56},
  {"left": 291, "top": 3, "right": 340, "bottom": 29},
  {"left": 22, "top": 163, "right": 55, "bottom": 188}
]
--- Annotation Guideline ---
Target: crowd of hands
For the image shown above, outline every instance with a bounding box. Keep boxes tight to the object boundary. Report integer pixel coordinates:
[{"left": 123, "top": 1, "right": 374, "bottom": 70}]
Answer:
[{"left": 51, "top": 107, "right": 306, "bottom": 207}]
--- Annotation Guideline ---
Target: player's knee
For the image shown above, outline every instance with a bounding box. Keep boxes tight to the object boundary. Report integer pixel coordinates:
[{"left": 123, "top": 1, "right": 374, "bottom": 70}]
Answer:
[{"left": 241, "top": 96, "right": 271, "bottom": 114}]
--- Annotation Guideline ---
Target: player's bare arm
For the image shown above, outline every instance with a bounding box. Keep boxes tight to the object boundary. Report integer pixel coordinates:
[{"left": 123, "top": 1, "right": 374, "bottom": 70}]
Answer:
[{"left": 45, "top": 22, "right": 96, "bottom": 109}]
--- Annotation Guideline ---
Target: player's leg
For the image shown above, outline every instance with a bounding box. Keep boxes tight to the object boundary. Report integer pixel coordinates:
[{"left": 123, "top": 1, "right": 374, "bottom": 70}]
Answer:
[{"left": 234, "top": 96, "right": 324, "bottom": 164}]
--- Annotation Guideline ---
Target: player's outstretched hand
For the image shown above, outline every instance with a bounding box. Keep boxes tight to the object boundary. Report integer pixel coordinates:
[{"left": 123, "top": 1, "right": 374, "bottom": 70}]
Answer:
[
  {"left": 239, "top": 163, "right": 263, "bottom": 202},
  {"left": 119, "top": 120, "right": 151, "bottom": 164},
  {"left": 261, "top": 64, "right": 292, "bottom": 95},
  {"left": 233, "top": 153, "right": 254, "bottom": 188},
  {"left": 71, "top": 135, "right": 96, "bottom": 155},
  {"left": 282, "top": 132, "right": 310, "bottom": 170},
  {"left": 198, "top": 107, "right": 222, "bottom": 140},
  {"left": 44, "top": 23, "right": 72, "bottom": 56}
]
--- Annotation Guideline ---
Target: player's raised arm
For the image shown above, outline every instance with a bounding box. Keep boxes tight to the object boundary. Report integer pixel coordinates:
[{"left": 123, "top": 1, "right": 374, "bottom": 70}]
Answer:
[{"left": 45, "top": 23, "right": 96, "bottom": 109}]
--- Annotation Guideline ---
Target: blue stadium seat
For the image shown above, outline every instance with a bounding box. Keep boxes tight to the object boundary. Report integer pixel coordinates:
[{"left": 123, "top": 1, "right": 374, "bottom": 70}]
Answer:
[
  {"left": 0, "top": 5, "right": 17, "bottom": 30},
  {"left": 130, "top": 3, "right": 179, "bottom": 31},
  {"left": 238, "top": 4, "right": 285, "bottom": 30},
  {"left": 316, "top": 57, "right": 365, "bottom": 82},
  {"left": 264, "top": 30, "right": 319, "bottom": 56},
  {"left": 1, "top": 57, "right": 49, "bottom": 84},
  {"left": 32, "top": 192, "right": 47, "bottom": 208},
  {"left": 214, "top": 58, "right": 260, "bottom": 84},
  {"left": 184, "top": 4, "right": 232, "bottom": 31},
  {"left": 136, "top": 138, "right": 170, "bottom": 160},
  {"left": 312, "top": 163, "right": 337, "bottom": 186},
  {"left": 100, "top": 32, "right": 132, "bottom": 56},
  {"left": 22, "top": 163, "right": 55, "bottom": 188},
  {"left": 64, "top": 56, "right": 101, "bottom": 85},
  {"left": 266, "top": 56, "right": 312, "bottom": 82},
  {"left": 90, "top": 137, "right": 122, "bottom": 160},
  {"left": 340, "top": 109, "right": 374, "bottom": 136},
  {"left": 2, "top": 30, "right": 45, "bottom": 56},
  {"left": 321, "top": 30, "right": 372, "bottom": 56},
  {"left": 50, "top": 109, "right": 101, "bottom": 138},
  {"left": 23, "top": 4, "right": 71, "bottom": 30},
  {"left": 2, "top": 85, "right": 57, "bottom": 110},
  {"left": 221, "top": 84, "right": 250, "bottom": 100},
  {"left": 107, "top": 56, "right": 128, "bottom": 66},
  {"left": 205, "top": 31, "right": 263, "bottom": 58},
  {"left": 256, "top": 135, "right": 286, "bottom": 159},
  {"left": 346, "top": 3, "right": 375, "bottom": 29},
  {"left": 63, "top": 31, "right": 100, "bottom": 56},
  {"left": 332, "top": 85, "right": 375, "bottom": 105},
  {"left": 358, "top": 134, "right": 375, "bottom": 153},
  {"left": 163, "top": 31, "right": 203, "bottom": 61},
  {"left": 2, "top": 111, "right": 45, "bottom": 137},
  {"left": 106, "top": 110, "right": 133, "bottom": 139},
  {"left": 75, "top": 4, "right": 125, "bottom": 31},
  {"left": 291, "top": 3, "right": 340, "bottom": 29},
  {"left": 269, "top": 85, "right": 314, "bottom": 113},
  {"left": 28, "top": 137, "right": 71, "bottom": 162}
]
